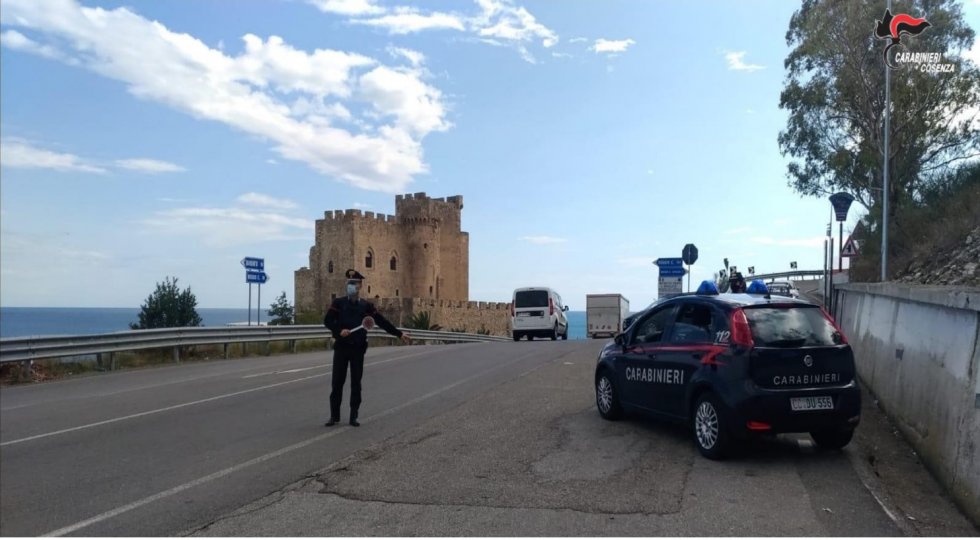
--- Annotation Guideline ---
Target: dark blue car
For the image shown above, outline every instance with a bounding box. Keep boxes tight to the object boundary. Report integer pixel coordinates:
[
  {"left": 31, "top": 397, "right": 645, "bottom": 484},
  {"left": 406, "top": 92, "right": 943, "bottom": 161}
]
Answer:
[{"left": 594, "top": 285, "right": 860, "bottom": 459}]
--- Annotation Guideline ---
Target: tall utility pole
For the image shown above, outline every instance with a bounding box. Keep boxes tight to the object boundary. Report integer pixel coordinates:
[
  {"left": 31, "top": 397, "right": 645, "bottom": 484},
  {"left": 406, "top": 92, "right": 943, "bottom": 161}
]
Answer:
[{"left": 882, "top": 0, "right": 892, "bottom": 281}]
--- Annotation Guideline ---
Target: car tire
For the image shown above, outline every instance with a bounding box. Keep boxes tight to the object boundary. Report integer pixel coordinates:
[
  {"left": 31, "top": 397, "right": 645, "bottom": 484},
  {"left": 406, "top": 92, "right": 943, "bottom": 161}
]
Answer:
[
  {"left": 551, "top": 324, "right": 558, "bottom": 340},
  {"left": 595, "top": 370, "right": 623, "bottom": 420},
  {"left": 512, "top": 333, "right": 521, "bottom": 342},
  {"left": 810, "top": 428, "right": 854, "bottom": 450},
  {"left": 692, "top": 392, "right": 733, "bottom": 460},
  {"left": 561, "top": 331, "right": 568, "bottom": 340}
]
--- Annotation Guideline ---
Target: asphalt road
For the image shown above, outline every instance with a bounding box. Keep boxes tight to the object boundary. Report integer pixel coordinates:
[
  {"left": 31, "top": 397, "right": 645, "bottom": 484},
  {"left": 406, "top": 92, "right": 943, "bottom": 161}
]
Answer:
[{"left": 1, "top": 340, "right": 975, "bottom": 536}]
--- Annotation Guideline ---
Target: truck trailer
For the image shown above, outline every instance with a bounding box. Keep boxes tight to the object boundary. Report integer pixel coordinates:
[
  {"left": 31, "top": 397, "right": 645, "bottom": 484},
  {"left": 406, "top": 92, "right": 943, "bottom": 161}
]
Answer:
[{"left": 586, "top": 294, "right": 630, "bottom": 339}]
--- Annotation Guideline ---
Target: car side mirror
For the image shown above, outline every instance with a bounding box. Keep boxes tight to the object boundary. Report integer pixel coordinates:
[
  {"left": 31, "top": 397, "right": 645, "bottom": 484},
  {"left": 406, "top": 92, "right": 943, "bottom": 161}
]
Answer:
[
  {"left": 614, "top": 333, "right": 626, "bottom": 346},
  {"left": 563, "top": 305, "right": 569, "bottom": 312}
]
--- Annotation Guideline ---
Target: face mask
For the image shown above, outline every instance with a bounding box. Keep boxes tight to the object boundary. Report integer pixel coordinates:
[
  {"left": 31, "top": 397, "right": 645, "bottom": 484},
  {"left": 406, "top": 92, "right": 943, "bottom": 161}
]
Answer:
[{"left": 346, "top": 283, "right": 358, "bottom": 296}]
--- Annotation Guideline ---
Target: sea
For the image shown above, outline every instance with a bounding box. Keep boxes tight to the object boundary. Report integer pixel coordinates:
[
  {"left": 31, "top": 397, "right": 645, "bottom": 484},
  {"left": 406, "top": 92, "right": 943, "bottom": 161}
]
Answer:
[{"left": 0, "top": 307, "right": 590, "bottom": 340}]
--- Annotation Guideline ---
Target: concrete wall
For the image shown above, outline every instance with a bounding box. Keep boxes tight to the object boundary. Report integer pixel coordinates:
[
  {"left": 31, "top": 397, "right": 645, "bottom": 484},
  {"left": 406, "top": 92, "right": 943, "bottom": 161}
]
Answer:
[
  {"left": 376, "top": 298, "right": 511, "bottom": 337},
  {"left": 835, "top": 283, "right": 980, "bottom": 523}
]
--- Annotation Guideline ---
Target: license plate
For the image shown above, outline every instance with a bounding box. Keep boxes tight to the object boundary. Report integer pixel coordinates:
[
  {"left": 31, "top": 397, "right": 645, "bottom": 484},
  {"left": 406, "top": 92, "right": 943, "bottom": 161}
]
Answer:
[
  {"left": 518, "top": 312, "right": 531, "bottom": 318},
  {"left": 790, "top": 396, "right": 833, "bottom": 411}
]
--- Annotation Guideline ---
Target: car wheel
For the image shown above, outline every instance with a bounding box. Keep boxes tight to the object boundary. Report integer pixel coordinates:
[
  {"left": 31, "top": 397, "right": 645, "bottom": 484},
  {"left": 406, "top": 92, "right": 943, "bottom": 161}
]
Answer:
[
  {"left": 551, "top": 324, "right": 558, "bottom": 340},
  {"left": 595, "top": 371, "right": 623, "bottom": 420},
  {"left": 561, "top": 331, "right": 568, "bottom": 340},
  {"left": 692, "top": 392, "right": 733, "bottom": 460},
  {"left": 512, "top": 333, "right": 520, "bottom": 342},
  {"left": 810, "top": 428, "right": 854, "bottom": 450}
]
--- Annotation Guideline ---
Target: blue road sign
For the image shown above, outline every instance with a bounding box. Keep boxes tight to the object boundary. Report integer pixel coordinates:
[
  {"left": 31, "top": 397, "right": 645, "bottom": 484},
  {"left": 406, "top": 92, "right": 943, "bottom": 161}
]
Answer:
[
  {"left": 241, "top": 257, "right": 265, "bottom": 271},
  {"left": 658, "top": 268, "right": 687, "bottom": 277},
  {"left": 246, "top": 271, "right": 268, "bottom": 284},
  {"left": 655, "top": 257, "right": 684, "bottom": 268}
]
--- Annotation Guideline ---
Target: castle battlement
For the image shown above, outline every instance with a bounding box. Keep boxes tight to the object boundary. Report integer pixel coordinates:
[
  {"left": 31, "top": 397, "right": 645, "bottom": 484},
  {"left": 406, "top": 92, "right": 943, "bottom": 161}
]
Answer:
[{"left": 321, "top": 210, "right": 397, "bottom": 223}]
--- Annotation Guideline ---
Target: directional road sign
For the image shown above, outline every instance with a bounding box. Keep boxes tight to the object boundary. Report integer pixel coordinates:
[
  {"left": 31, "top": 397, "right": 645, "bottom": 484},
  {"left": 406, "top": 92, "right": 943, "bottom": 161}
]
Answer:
[
  {"left": 246, "top": 271, "right": 268, "bottom": 284},
  {"left": 658, "top": 276, "right": 683, "bottom": 297},
  {"left": 241, "top": 257, "right": 264, "bottom": 271}
]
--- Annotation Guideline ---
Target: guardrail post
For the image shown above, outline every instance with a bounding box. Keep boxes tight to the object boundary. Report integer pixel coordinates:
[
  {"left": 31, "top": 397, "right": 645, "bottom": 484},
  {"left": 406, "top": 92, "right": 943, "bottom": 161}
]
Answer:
[
  {"left": 18, "top": 360, "right": 32, "bottom": 382},
  {"left": 289, "top": 340, "right": 296, "bottom": 354},
  {"left": 265, "top": 340, "right": 271, "bottom": 356},
  {"left": 223, "top": 343, "right": 229, "bottom": 359},
  {"left": 173, "top": 346, "right": 180, "bottom": 364},
  {"left": 109, "top": 352, "right": 116, "bottom": 371}
]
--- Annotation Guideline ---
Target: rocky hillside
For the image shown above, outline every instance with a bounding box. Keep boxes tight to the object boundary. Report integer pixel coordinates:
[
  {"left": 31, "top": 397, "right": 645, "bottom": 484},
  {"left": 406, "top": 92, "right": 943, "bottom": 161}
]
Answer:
[{"left": 894, "top": 226, "right": 980, "bottom": 287}]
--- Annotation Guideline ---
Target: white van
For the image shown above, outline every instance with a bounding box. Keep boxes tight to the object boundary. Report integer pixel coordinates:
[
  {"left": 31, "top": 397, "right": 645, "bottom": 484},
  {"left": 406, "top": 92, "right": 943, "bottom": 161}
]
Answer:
[{"left": 511, "top": 287, "right": 569, "bottom": 341}]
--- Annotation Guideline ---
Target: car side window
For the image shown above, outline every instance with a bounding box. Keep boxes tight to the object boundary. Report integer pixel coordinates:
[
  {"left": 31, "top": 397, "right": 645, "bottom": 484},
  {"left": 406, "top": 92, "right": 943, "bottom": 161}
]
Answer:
[
  {"left": 633, "top": 306, "right": 675, "bottom": 344},
  {"left": 669, "top": 302, "right": 714, "bottom": 343}
]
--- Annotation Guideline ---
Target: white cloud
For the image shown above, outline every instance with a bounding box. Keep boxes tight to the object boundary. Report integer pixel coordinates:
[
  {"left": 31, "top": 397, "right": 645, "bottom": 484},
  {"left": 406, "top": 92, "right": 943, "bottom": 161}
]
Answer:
[
  {"left": 115, "top": 158, "right": 185, "bottom": 173},
  {"left": 2, "top": 0, "right": 451, "bottom": 193},
  {"left": 236, "top": 192, "right": 298, "bottom": 210},
  {"left": 0, "top": 29, "right": 71, "bottom": 62},
  {"left": 745, "top": 108, "right": 756, "bottom": 114},
  {"left": 750, "top": 236, "right": 825, "bottom": 247},
  {"left": 308, "top": 0, "right": 385, "bottom": 16},
  {"left": 386, "top": 45, "right": 425, "bottom": 67},
  {"left": 266, "top": 159, "right": 278, "bottom": 165},
  {"left": 569, "top": 37, "right": 588, "bottom": 44},
  {"left": 725, "top": 51, "right": 765, "bottom": 72},
  {"left": 352, "top": 202, "right": 372, "bottom": 209},
  {"left": 723, "top": 226, "right": 754, "bottom": 236},
  {"left": 143, "top": 206, "right": 313, "bottom": 246},
  {"left": 0, "top": 139, "right": 107, "bottom": 173},
  {"left": 590, "top": 38, "right": 635, "bottom": 54},
  {"left": 521, "top": 235, "right": 567, "bottom": 245},
  {"left": 551, "top": 52, "right": 572, "bottom": 59},
  {"left": 354, "top": 8, "right": 466, "bottom": 34},
  {"left": 646, "top": 169, "right": 654, "bottom": 174},
  {"left": 474, "top": 0, "right": 558, "bottom": 49}
]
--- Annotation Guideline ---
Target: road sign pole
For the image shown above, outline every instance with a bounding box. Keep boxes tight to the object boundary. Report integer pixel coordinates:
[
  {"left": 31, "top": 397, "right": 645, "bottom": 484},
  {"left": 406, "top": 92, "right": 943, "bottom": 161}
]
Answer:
[
  {"left": 882, "top": 0, "right": 891, "bottom": 282},
  {"left": 248, "top": 283, "right": 252, "bottom": 326},
  {"left": 258, "top": 284, "right": 262, "bottom": 325},
  {"left": 839, "top": 222, "right": 844, "bottom": 272}
]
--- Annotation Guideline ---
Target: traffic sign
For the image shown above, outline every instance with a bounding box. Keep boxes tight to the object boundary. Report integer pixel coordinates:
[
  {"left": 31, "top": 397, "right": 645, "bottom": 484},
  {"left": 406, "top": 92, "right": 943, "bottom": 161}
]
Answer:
[
  {"left": 748, "top": 266, "right": 755, "bottom": 274},
  {"left": 682, "top": 244, "right": 698, "bottom": 265},
  {"left": 658, "top": 268, "right": 687, "bottom": 277},
  {"left": 790, "top": 261, "right": 798, "bottom": 269},
  {"left": 841, "top": 237, "right": 860, "bottom": 257},
  {"left": 658, "top": 276, "right": 683, "bottom": 297},
  {"left": 655, "top": 257, "right": 684, "bottom": 268},
  {"left": 830, "top": 192, "right": 855, "bottom": 222},
  {"left": 241, "top": 257, "right": 264, "bottom": 271},
  {"left": 246, "top": 271, "right": 268, "bottom": 284}
]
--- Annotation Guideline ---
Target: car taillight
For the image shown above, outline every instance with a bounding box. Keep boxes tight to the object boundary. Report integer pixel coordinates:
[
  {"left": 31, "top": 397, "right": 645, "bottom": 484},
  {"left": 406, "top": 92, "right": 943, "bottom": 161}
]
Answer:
[
  {"left": 549, "top": 298, "right": 554, "bottom": 316},
  {"left": 729, "top": 308, "right": 754, "bottom": 347},
  {"left": 819, "top": 307, "right": 848, "bottom": 344}
]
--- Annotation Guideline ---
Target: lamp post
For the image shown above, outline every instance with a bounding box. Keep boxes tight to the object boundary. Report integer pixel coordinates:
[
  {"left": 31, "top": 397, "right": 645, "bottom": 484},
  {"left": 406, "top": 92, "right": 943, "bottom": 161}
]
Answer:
[{"left": 882, "top": 0, "right": 892, "bottom": 281}]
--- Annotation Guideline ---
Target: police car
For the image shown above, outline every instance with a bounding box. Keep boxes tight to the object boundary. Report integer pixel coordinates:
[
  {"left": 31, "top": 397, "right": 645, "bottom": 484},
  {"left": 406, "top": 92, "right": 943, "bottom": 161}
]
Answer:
[{"left": 594, "top": 280, "right": 860, "bottom": 459}]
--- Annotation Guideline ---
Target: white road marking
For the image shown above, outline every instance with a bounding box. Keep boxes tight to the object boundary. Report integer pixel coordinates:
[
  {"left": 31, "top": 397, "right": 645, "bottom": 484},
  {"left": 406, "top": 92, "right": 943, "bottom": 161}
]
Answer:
[
  {"left": 40, "top": 349, "right": 539, "bottom": 537},
  {"left": 1, "top": 349, "right": 435, "bottom": 447}
]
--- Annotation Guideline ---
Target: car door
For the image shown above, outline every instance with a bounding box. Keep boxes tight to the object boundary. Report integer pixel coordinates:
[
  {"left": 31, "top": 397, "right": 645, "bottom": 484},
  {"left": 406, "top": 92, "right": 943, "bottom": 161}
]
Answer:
[
  {"left": 619, "top": 304, "right": 677, "bottom": 411},
  {"left": 652, "top": 301, "right": 723, "bottom": 418}
]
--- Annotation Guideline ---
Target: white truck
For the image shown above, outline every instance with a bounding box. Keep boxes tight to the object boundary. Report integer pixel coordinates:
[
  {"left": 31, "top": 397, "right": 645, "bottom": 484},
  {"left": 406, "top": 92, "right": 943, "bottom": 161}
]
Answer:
[{"left": 586, "top": 294, "right": 630, "bottom": 339}]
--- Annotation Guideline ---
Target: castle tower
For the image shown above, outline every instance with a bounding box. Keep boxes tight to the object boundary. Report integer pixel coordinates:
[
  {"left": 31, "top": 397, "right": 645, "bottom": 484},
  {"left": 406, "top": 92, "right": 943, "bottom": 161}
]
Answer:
[{"left": 295, "top": 193, "right": 468, "bottom": 315}]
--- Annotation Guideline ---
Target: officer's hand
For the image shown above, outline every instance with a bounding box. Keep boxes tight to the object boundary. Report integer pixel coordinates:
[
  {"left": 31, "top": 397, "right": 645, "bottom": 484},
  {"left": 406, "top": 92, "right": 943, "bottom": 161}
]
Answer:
[
  {"left": 400, "top": 333, "right": 411, "bottom": 343},
  {"left": 340, "top": 329, "right": 351, "bottom": 337}
]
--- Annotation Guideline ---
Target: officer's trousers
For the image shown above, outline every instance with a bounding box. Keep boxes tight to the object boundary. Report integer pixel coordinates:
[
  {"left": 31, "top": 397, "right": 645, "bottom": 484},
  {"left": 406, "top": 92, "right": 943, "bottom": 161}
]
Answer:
[{"left": 329, "top": 346, "right": 365, "bottom": 419}]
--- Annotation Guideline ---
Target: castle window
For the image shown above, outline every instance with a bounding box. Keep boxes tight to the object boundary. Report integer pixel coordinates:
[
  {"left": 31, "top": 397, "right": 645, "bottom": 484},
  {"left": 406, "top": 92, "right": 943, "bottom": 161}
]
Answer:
[
  {"left": 390, "top": 256, "right": 397, "bottom": 271},
  {"left": 365, "top": 250, "right": 373, "bottom": 269},
  {"left": 396, "top": 289, "right": 399, "bottom": 297},
  {"left": 429, "top": 285, "right": 433, "bottom": 296},
  {"left": 328, "top": 261, "right": 333, "bottom": 274},
  {"left": 423, "top": 243, "right": 428, "bottom": 249},
  {"left": 368, "top": 286, "right": 371, "bottom": 293}
]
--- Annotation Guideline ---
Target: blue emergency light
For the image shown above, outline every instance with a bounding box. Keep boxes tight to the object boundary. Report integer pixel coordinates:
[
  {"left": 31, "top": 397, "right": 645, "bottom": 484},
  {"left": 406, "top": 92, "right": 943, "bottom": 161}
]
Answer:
[
  {"left": 696, "top": 280, "right": 719, "bottom": 295},
  {"left": 747, "top": 280, "right": 769, "bottom": 294}
]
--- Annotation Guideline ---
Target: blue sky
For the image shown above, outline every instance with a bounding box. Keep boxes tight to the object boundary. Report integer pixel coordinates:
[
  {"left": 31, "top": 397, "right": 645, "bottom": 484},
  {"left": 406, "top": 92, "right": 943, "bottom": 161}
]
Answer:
[{"left": 2, "top": 0, "right": 979, "bottom": 311}]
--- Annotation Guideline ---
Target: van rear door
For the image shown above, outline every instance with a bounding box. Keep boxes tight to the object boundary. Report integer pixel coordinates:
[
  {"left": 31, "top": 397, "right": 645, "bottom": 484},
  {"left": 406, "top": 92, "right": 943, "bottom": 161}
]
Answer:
[{"left": 514, "top": 289, "right": 550, "bottom": 330}]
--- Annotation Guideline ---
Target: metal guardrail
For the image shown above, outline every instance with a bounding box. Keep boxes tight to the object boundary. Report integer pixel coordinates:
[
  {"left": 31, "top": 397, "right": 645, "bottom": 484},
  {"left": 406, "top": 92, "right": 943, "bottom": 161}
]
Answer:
[
  {"left": 748, "top": 270, "right": 825, "bottom": 282},
  {"left": 0, "top": 325, "right": 510, "bottom": 364}
]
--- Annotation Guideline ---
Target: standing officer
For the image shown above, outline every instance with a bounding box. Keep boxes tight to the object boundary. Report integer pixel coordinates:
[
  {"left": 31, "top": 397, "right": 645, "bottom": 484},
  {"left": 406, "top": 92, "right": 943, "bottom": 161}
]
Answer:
[{"left": 323, "top": 269, "right": 410, "bottom": 427}]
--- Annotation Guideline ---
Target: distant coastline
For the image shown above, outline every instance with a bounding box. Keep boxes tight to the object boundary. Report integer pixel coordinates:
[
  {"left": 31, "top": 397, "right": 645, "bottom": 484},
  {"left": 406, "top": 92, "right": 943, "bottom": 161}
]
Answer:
[{"left": 0, "top": 307, "right": 590, "bottom": 340}]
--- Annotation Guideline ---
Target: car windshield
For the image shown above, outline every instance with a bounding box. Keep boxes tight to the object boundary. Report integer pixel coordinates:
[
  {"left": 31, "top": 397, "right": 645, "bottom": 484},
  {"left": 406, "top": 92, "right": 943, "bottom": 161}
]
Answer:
[
  {"left": 743, "top": 306, "right": 844, "bottom": 347},
  {"left": 515, "top": 291, "right": 549, "bottom": 308}
]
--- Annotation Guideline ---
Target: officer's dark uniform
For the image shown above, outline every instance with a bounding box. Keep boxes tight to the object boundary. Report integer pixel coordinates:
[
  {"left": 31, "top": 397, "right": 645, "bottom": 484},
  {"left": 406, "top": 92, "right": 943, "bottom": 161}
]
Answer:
[{"left": 323, "top": 269, "right": 403, "bottom": 426}]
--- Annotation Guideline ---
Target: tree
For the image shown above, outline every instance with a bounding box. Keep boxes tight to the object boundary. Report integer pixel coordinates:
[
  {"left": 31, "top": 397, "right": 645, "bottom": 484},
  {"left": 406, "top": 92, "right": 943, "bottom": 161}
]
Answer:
[
  {"left": 406, "top": 311, "right": 441, "bottom": 331},
  {"left": 779, "top": 0, "right": 979, "bottom": 220},
  {"left": 267, "top": 291, "right": 294, "bottom": 325},
  {"left": 130, "top": 276, "right": 202, "bottom": 330}
]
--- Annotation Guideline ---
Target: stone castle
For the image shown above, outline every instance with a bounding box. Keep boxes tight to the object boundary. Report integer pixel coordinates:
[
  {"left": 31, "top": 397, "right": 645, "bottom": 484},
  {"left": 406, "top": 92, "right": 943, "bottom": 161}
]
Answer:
[{"left": 294, "top": 193, "right": 510, "bottom": 335}]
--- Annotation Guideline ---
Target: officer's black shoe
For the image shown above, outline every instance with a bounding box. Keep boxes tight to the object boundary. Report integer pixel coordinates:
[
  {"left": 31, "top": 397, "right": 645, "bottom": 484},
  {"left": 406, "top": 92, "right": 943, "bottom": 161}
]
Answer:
[
  {"left": 349, "top": 414, "right": 360, "bottom": 427},
  {"left": 324, "top": 418, "right": 340, "bottom": 427}
]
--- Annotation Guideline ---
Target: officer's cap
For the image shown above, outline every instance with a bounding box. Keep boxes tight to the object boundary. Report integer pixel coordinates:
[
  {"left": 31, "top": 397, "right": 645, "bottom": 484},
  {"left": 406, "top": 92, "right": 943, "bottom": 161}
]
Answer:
[{"left": 345, "top": 269, "right": 365, "bottom": 281}]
